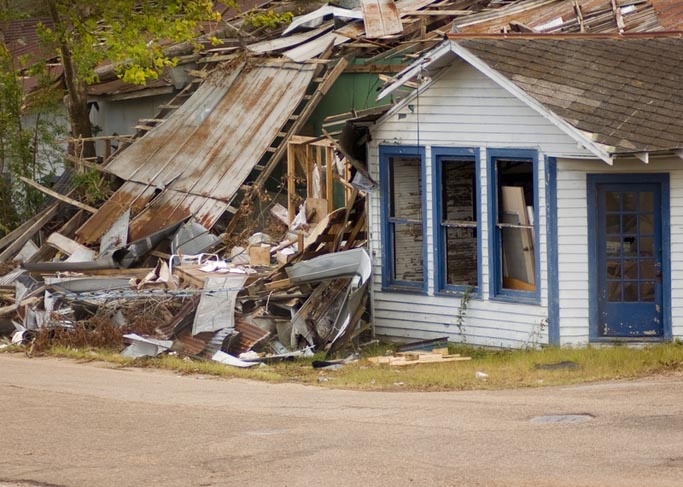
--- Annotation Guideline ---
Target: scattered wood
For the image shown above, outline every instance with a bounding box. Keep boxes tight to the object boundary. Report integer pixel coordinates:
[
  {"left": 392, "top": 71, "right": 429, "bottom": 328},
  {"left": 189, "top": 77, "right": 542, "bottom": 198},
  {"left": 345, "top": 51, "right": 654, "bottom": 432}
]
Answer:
[
  {"left": 18, "top": 176, "right": 97, "bottom": 214},
  {"left": 368, "top": 350, "right": 472, "bottom": 366}
]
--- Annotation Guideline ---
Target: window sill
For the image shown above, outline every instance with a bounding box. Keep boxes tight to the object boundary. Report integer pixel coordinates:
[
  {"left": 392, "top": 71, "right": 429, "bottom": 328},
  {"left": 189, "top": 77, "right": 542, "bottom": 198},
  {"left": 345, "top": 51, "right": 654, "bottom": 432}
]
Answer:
[
  {"left": 489, "top": 294, "right": 542, "bottom": 306},
  {"left": 381, "top": 285, "right": 428, "bottom": 295},
  {"left": 435, "top": 288, "right": 480, "bottom": 299}
]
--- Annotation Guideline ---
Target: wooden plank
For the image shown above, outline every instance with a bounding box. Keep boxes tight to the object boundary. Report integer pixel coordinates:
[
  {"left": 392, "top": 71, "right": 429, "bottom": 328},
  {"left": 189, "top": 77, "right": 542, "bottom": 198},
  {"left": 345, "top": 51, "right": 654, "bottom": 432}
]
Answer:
[
  {"left": 361, "top": 0, "right": 403, "bottom": 39},
  {"left": 19, "top": 176, "right": 97, "bottom": 214},
  {"left": 46, "top": 232, "right": 97, "bottom": 261},
  {"left": 0, "top": 203, "right": 59, "bottom": 252},
  {"left": 0, "top": 203, "right": 61, "bottom": 263}
]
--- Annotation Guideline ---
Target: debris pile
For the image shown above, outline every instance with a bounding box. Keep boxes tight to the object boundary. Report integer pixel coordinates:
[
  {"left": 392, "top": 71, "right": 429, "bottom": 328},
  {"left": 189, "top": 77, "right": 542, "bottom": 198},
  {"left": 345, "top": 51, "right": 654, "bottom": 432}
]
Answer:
[{"left": 0, "top": 186, "right": 371, "bottom": 364}]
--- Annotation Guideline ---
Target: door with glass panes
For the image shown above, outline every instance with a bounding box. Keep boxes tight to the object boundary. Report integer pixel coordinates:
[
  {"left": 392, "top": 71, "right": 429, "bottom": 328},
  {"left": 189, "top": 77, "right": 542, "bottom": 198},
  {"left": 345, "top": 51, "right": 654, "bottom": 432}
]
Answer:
[{"left": 595, "top": 182, "right": 663, "bottom": 337}]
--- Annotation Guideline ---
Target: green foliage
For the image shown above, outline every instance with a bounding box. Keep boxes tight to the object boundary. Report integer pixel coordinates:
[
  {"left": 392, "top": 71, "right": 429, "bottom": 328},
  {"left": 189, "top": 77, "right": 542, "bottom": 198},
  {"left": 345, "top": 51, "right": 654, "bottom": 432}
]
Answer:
[
  {"left": 244, "top": 10, "right": 294, "bottom": 30},
  {"left": 72, "top": 169, "right": 113, "bottom": 205},
  {"left": 37, "top": 0, "right": 225, "bottom": 86}
]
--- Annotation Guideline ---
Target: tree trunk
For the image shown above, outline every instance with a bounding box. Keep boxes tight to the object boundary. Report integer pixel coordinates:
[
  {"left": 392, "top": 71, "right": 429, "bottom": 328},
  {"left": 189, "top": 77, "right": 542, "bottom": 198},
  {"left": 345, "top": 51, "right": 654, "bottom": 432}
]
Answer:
[{"left": 46, "top": 0, "right": 96, "bottom": 160}]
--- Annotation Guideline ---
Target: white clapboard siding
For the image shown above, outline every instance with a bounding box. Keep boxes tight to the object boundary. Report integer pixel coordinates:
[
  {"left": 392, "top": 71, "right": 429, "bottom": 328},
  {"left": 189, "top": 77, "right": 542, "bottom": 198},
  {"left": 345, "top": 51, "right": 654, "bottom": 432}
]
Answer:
[
  {"left": 366, "top": 61, "right": 591, "bottom": 348},
  {"left": 556, "top": 157, "right": 683, "bottom": 344}
]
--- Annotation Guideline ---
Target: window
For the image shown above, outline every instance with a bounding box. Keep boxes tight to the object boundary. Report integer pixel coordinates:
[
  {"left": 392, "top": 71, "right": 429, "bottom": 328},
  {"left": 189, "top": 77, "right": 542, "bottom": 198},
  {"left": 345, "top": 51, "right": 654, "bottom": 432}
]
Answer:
[
  {"left": 380, "top": 147, "right": 425, "bottom": 290},
  {"left": 434, "top": 149, "right": 479, "bottom": 293},
  {"left": 488, "top": 150, "right": 539, "bottom": 300}
]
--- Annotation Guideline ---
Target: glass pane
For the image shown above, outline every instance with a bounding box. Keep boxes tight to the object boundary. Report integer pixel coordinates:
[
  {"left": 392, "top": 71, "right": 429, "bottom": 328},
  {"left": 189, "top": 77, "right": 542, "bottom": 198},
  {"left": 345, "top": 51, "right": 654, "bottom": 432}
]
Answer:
[
  {"left": 640, "top": 260, "right": 655, "bottom": 279},
  {"left": 501, "top": 226, "right": 536, "bottom": 290},
  {"left": 640, "top": 282, "right": 655, "bottom": 302},
  {"left": 606, "top": 192, "right": 620, "bottom": 211},
  {"left": 606, "top": 260, "right": 621, "bottom": 279},
  {"left": 623, "top": 260, "right": 638, "bottom": 279},
  {"left": 608, "top": 282, "right": 621, "bottom": 302},
  {"left": 497, "top": 159, "right": 535, "bottom": 292},
  {"left": 393, "top": 224, "right": 423, "bottom": 281},
  {"left": 442, "top": 160, "right": 476, "bottom": 223},
  {"left": 606, "top": 215, "right": 620, "bottom": 234},
  {"left": 623, "top": 215, "right": 637, "bottom": 234},
  {"left": 640, "top": 237, "right": 654, "bottom": 256},
  {"left": 623, "top": 192, "right": 637, "bottom": 212},
  {"left": 640, "top": 192, "right": 654, "bottom": 212},
  {"left": 622, "top": 237, "right": 637, "bottom": 256},
  {"left": 445, "top": 227, "right": 477, "bottom": 286},
  {"left": 390, "top": 157, "right": 421, "bottom": 220},
  {"left": 606, "top": 237, "right": 621, "bottom": 256},
  {"left": 639, "top": 214, "right": 654, "bottom": 235},
  {"left": 623, "top": 282, "right": 638, "bottom": 302}
]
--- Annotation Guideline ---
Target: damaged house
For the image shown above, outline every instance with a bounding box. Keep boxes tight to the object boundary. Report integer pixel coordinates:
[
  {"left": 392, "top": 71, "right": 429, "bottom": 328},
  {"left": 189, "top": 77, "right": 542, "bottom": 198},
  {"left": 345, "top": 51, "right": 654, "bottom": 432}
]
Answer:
[{"left": 366, "top": 33, "right": 683, "bottom": 347}]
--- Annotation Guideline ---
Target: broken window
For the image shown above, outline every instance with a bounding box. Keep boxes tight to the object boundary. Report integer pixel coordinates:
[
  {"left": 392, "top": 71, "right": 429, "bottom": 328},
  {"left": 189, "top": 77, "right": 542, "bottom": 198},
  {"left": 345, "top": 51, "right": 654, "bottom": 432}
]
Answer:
[
  {"left": 437, "top": 155, "right": 478, "bottom": 291},
  {"left": 491, "top": 153, "right": 537, "bottom": 297},
  {"left": 381, "top": 149, "right": 425, "bottom": 288}
]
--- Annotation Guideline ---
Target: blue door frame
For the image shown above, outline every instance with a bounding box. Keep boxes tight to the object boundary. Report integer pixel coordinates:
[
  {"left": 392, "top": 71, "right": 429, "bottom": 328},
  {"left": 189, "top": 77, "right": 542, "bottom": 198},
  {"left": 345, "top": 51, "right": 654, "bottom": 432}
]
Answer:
[{"left": 588, "top": 174, "right": 671, "bottom": 340}]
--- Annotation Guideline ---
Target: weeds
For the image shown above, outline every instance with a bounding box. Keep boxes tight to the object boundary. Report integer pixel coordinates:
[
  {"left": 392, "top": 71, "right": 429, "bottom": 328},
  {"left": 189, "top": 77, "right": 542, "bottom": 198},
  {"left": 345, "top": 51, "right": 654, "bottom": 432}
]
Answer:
[{"left": 7, "top": 340, "right": 683, "bottom": 392}]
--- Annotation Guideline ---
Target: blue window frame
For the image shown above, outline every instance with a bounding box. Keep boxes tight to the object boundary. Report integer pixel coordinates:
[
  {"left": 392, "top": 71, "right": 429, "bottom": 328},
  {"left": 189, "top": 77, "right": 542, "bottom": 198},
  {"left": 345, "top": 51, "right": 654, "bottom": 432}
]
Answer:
[
  {"left": 379, "top": 146, "right": 427, "bottom": 291},
  {"left": 432, "top": 147, "right": 481, "bottom": 294},
  {"left": 487, "top": 149, "right": 540, "bottom": 303}
]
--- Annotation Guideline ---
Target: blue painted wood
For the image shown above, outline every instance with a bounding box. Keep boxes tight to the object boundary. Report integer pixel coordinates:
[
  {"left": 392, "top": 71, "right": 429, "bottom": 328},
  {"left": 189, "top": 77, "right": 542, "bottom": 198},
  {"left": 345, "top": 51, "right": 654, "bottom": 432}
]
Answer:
[
  {"left": 545, "top": 156, "right": 560, "bottom": 345},
  {"left": 378, "top": 145, "right": 427, "bottom": 292},
  {"left": 486, "top": 148, "right": 541, "bottom": 304},
  {"left": 431, "top": 147, "right": 480, "bottom": 296},
  {"left": 587, "top": 173, "right": 671, "bottom": 340}
]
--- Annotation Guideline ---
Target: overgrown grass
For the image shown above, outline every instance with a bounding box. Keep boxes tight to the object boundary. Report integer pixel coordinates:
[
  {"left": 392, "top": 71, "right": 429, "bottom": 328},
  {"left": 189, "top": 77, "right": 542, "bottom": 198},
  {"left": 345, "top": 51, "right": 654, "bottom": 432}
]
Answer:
[{"left": 4, "top": 341, "right": 683, "bottom": 391}]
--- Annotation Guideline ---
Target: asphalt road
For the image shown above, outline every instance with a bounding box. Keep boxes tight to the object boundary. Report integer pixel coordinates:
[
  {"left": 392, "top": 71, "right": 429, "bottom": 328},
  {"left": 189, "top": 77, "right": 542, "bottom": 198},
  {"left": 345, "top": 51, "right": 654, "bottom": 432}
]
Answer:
[{"left": 1, "top": 354, "right": 683, "bottom": 487}]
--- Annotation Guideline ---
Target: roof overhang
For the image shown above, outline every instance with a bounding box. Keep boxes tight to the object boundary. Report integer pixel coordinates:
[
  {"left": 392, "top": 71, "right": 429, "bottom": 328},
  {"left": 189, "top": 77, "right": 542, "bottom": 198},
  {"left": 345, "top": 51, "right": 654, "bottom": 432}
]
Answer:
[{"left": 376, "top": 37, "right": 666, "bottom": 165}]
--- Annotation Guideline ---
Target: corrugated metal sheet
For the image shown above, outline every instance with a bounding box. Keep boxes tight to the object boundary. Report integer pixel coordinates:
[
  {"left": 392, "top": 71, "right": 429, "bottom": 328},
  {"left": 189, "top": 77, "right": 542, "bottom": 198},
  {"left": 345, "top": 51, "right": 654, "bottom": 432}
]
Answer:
[
  {"left": 77, "top": 60, "right": 317, "bottom": 243},
  {"left": 362, "top": 0, "right": 403, "bottom": 38},
  {"left": 232, "top": 319, "right": 271, "bottom": 354}
]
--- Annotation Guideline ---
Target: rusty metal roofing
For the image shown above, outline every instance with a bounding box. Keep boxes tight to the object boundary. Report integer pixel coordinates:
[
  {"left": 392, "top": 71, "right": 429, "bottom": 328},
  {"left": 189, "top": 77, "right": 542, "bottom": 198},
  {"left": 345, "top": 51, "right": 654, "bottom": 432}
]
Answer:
[
  {"left": 652, "top": 0, "right": 683, "bottom": 30},
  {"left": 232, "top": 319, "right": 271, "bottom": 354},
  {"left": 453, "top": 36, "right": 683, "bottom": 154},
  {"left": 77, "top": 60, "right": 317, "bottom": 243},
  {"left": 452, "top": 0, "right": 671, "bottom": 34}
]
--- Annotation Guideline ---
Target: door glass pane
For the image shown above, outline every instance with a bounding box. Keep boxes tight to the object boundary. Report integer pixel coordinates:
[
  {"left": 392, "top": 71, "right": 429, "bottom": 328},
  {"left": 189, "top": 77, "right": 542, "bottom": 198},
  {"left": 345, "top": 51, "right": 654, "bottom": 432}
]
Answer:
[
  {"left": 623, "top": 282, "right": 638, "bottom": 302},
  {"left": 608, "top": 282, "right": 621, "bottom": 302},
  {"left": 622, "top": 237, "right": 637, "bottom": 256},
  {"left": 606, "top": 237, "right": 621, "bottom": 256},
  {"left": 623, "top": 215, "right": 637, "bottom": 234},
  {"left": 640, "top": 237, "right": 654, "bottom": 256},
  {"left": 639, "top": 214, "right": 654, "bottom": 234},
  {"left": 623, "top": 260, "right": 638, "bottom": 279},
  {"left": 640, "top": 260, "right": 655, "bottom": 279},
  {"left": 640, "top": 282, "right": 655, "bottom": 302},
  {"left": 640, "top": 192, "right": 654, "bottom": 212},
  {"left": 606, "top": 215, "right": 620, "bottom": 233},
  {"left": 623, "top": 192, "right": 637, "bottom": 211},
  {"left": 606, "top": 192, "right": 620, "bottom": 211},
  {"left": 606, "top": 260, "right": 621, "bottom": 279}
]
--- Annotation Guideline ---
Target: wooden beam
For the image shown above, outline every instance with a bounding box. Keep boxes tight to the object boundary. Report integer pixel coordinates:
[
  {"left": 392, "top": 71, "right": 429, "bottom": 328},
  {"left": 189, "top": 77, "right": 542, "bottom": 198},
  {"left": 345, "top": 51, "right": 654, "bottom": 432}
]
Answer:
[
  {"left": 343, "top": 64, "right": 407, "bottom": 74},
  {"left": 19, "top": 176, "right": 98, "bottom": 213}
]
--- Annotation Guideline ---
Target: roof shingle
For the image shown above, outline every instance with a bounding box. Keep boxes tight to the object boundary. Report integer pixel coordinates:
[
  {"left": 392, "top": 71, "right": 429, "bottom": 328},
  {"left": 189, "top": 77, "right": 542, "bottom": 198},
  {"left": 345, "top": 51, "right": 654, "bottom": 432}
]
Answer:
[{"left": 455, "top": 36, "right": 683, "bottom": 154}]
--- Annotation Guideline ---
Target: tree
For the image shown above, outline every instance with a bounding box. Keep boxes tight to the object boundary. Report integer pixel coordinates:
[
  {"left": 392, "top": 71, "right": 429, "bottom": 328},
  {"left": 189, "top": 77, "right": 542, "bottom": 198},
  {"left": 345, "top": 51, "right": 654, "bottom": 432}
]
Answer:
[
  {"left": 38, "top": 0, "right": 223, "bottom": 158},
  {"left": 0, "top": 40, "right": 64, "bottom": 234}
]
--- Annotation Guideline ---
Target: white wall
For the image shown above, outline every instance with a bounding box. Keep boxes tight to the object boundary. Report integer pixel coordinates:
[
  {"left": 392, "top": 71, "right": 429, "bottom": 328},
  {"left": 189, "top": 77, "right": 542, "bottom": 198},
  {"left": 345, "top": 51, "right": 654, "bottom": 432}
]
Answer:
[
  {"left": 90, "top": 93, "right": 174, "bottom": 157},
  {"left": 368, "top": 60, "right": 592, "bottom": 348}
]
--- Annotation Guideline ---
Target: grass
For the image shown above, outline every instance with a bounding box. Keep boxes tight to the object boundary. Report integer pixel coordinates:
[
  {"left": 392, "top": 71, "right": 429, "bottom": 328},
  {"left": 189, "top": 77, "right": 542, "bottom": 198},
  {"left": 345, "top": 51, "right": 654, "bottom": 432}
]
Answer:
[{"left": 3, "top": 340, "right": 683, "bottom": 391}]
